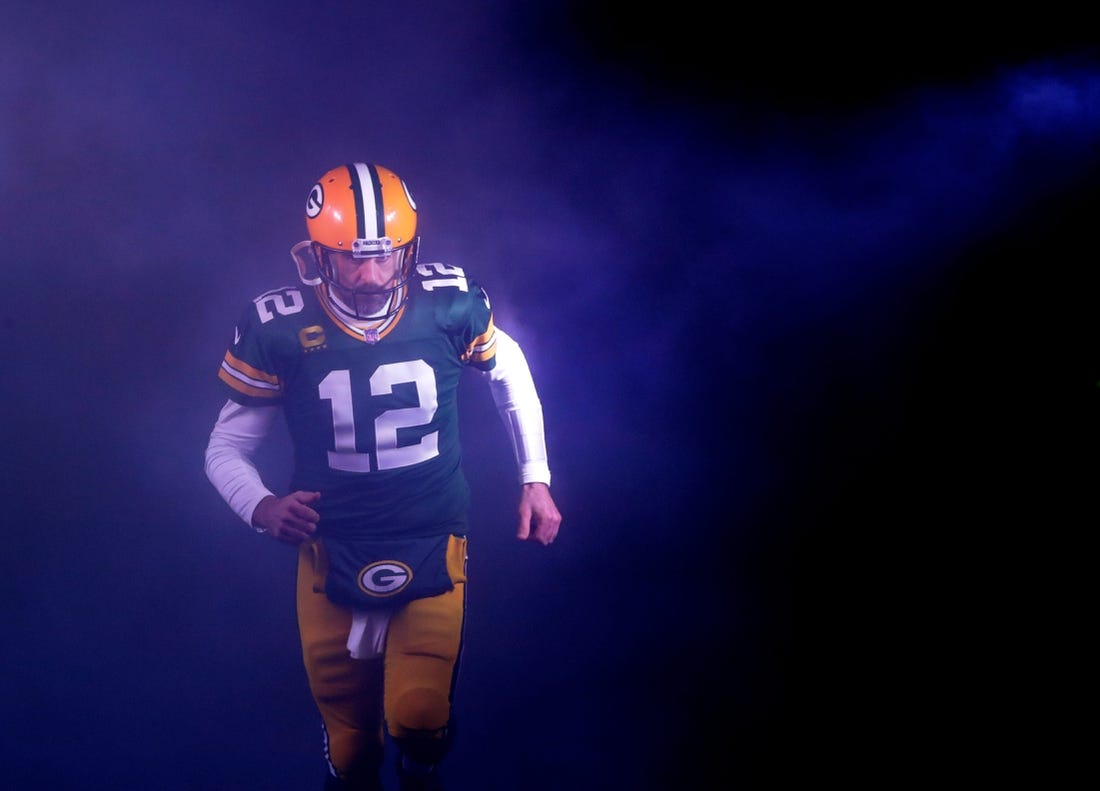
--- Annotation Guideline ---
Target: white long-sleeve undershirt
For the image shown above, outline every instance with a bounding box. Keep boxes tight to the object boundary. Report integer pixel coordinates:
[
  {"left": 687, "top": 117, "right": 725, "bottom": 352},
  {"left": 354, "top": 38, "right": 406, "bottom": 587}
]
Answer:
[
  {"left": 480, "top": 328, "right": 551, "bottom": 486},
  {"left": 204, "top": 326, "right": 551, "bottom": 527},
  {"left": 204, "top": 400, "right": 278, "bottom": 527}
]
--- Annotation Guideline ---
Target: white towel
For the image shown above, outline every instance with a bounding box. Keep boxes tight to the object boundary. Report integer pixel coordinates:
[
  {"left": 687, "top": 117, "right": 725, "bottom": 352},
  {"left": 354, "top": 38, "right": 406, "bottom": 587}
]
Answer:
[{"left": 346, "top": 608, "right": 394, "bottom": 659}]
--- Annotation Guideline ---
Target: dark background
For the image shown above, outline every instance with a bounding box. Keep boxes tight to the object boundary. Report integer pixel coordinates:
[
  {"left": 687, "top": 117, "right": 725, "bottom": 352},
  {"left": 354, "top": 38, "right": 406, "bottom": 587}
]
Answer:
[{"left": 2, "top": 2, "right": 1096, "bottom": 788}]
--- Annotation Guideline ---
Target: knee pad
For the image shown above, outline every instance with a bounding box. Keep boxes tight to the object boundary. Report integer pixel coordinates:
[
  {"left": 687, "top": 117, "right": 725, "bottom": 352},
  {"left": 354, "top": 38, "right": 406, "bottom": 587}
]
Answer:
[{"left": 389, "top": 686, "right": 451, "bottom": 735}]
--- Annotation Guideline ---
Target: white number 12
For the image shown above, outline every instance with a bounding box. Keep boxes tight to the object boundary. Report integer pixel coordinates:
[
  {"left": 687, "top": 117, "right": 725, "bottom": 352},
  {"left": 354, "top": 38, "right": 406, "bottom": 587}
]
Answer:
[{"left": 318, "top": 360, "right": 439, "bottom": 472}]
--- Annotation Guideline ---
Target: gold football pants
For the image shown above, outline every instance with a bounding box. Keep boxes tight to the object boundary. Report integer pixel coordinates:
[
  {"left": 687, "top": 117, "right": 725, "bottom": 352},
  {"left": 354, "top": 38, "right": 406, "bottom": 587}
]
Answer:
[{"left": 296, "top": 535, "right": 467, "bottom": 784}]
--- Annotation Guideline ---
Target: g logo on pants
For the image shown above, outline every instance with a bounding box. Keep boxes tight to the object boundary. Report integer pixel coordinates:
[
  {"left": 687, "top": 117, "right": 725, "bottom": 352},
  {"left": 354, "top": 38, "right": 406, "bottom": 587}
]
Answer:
[{"left": 357, "top": 561, "right": 413, "bottom": 599}]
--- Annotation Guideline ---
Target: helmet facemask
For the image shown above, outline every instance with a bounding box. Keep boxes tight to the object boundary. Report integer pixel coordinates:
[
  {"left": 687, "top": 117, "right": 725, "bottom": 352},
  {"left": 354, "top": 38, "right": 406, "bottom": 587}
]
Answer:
[{"left": 292, "top": 236, "right": 419, "bottom": 321}]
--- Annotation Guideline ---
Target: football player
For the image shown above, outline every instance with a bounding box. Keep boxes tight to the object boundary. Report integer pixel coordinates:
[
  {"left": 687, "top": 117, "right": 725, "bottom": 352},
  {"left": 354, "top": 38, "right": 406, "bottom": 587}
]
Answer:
[{"left": 204, "top": 162, "right": 562, "bottom": 791}]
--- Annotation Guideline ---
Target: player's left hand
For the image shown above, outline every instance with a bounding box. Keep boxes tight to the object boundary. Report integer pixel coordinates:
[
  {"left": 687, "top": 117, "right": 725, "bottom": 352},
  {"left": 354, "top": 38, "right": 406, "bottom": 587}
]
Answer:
[{"left": 516, "top": 482, "right": 561, "bottom": 546}]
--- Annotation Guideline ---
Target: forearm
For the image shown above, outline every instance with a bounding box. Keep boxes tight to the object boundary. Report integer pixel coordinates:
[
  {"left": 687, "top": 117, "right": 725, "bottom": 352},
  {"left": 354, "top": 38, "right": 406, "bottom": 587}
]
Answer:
[
  {"left": 483, "top": 328, "right": 551, "bottom": 486},
  {"left": 204, "top": 400, "right": 278, "bottom": 526}
]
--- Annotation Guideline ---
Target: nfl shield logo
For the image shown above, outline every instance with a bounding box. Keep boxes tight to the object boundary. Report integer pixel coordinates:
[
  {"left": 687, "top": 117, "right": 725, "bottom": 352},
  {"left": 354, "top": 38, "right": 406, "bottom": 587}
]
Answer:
[{"left": 363, "top": 328, "right": 380, "bottom": 344}]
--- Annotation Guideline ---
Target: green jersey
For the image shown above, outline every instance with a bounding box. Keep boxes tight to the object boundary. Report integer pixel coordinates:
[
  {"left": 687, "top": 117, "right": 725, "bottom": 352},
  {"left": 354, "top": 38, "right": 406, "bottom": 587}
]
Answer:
[{"left": 217, "top": 263, "right": 497, "bottom": 540}]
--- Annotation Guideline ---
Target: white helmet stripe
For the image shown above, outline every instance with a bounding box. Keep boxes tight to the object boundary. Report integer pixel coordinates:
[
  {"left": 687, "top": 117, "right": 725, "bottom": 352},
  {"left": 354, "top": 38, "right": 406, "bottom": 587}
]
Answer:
[{"left": 351, "top": 162, "right": 383, "bottom": 239}]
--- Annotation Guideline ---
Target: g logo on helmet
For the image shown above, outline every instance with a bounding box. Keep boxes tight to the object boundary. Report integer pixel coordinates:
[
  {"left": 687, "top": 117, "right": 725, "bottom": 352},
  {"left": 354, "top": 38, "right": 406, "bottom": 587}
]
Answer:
[
  {"left": 305, "top": 183, "right": 324, "bottom": 218},
  {"left": 357, "top": 560, "right": 413, "bottom": 598}
]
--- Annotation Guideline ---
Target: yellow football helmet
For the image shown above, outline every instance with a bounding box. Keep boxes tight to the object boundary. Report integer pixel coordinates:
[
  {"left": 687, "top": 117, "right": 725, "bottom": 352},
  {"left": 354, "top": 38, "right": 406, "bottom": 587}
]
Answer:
[{"left": 291, "top": 162, "right": 419, "bottom": 320}]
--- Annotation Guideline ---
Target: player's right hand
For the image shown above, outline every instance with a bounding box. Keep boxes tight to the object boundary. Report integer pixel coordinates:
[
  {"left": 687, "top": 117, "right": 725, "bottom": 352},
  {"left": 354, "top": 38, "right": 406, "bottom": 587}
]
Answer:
[{"left": 251, "top": 491, "right": 321, "bottom": 545}]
